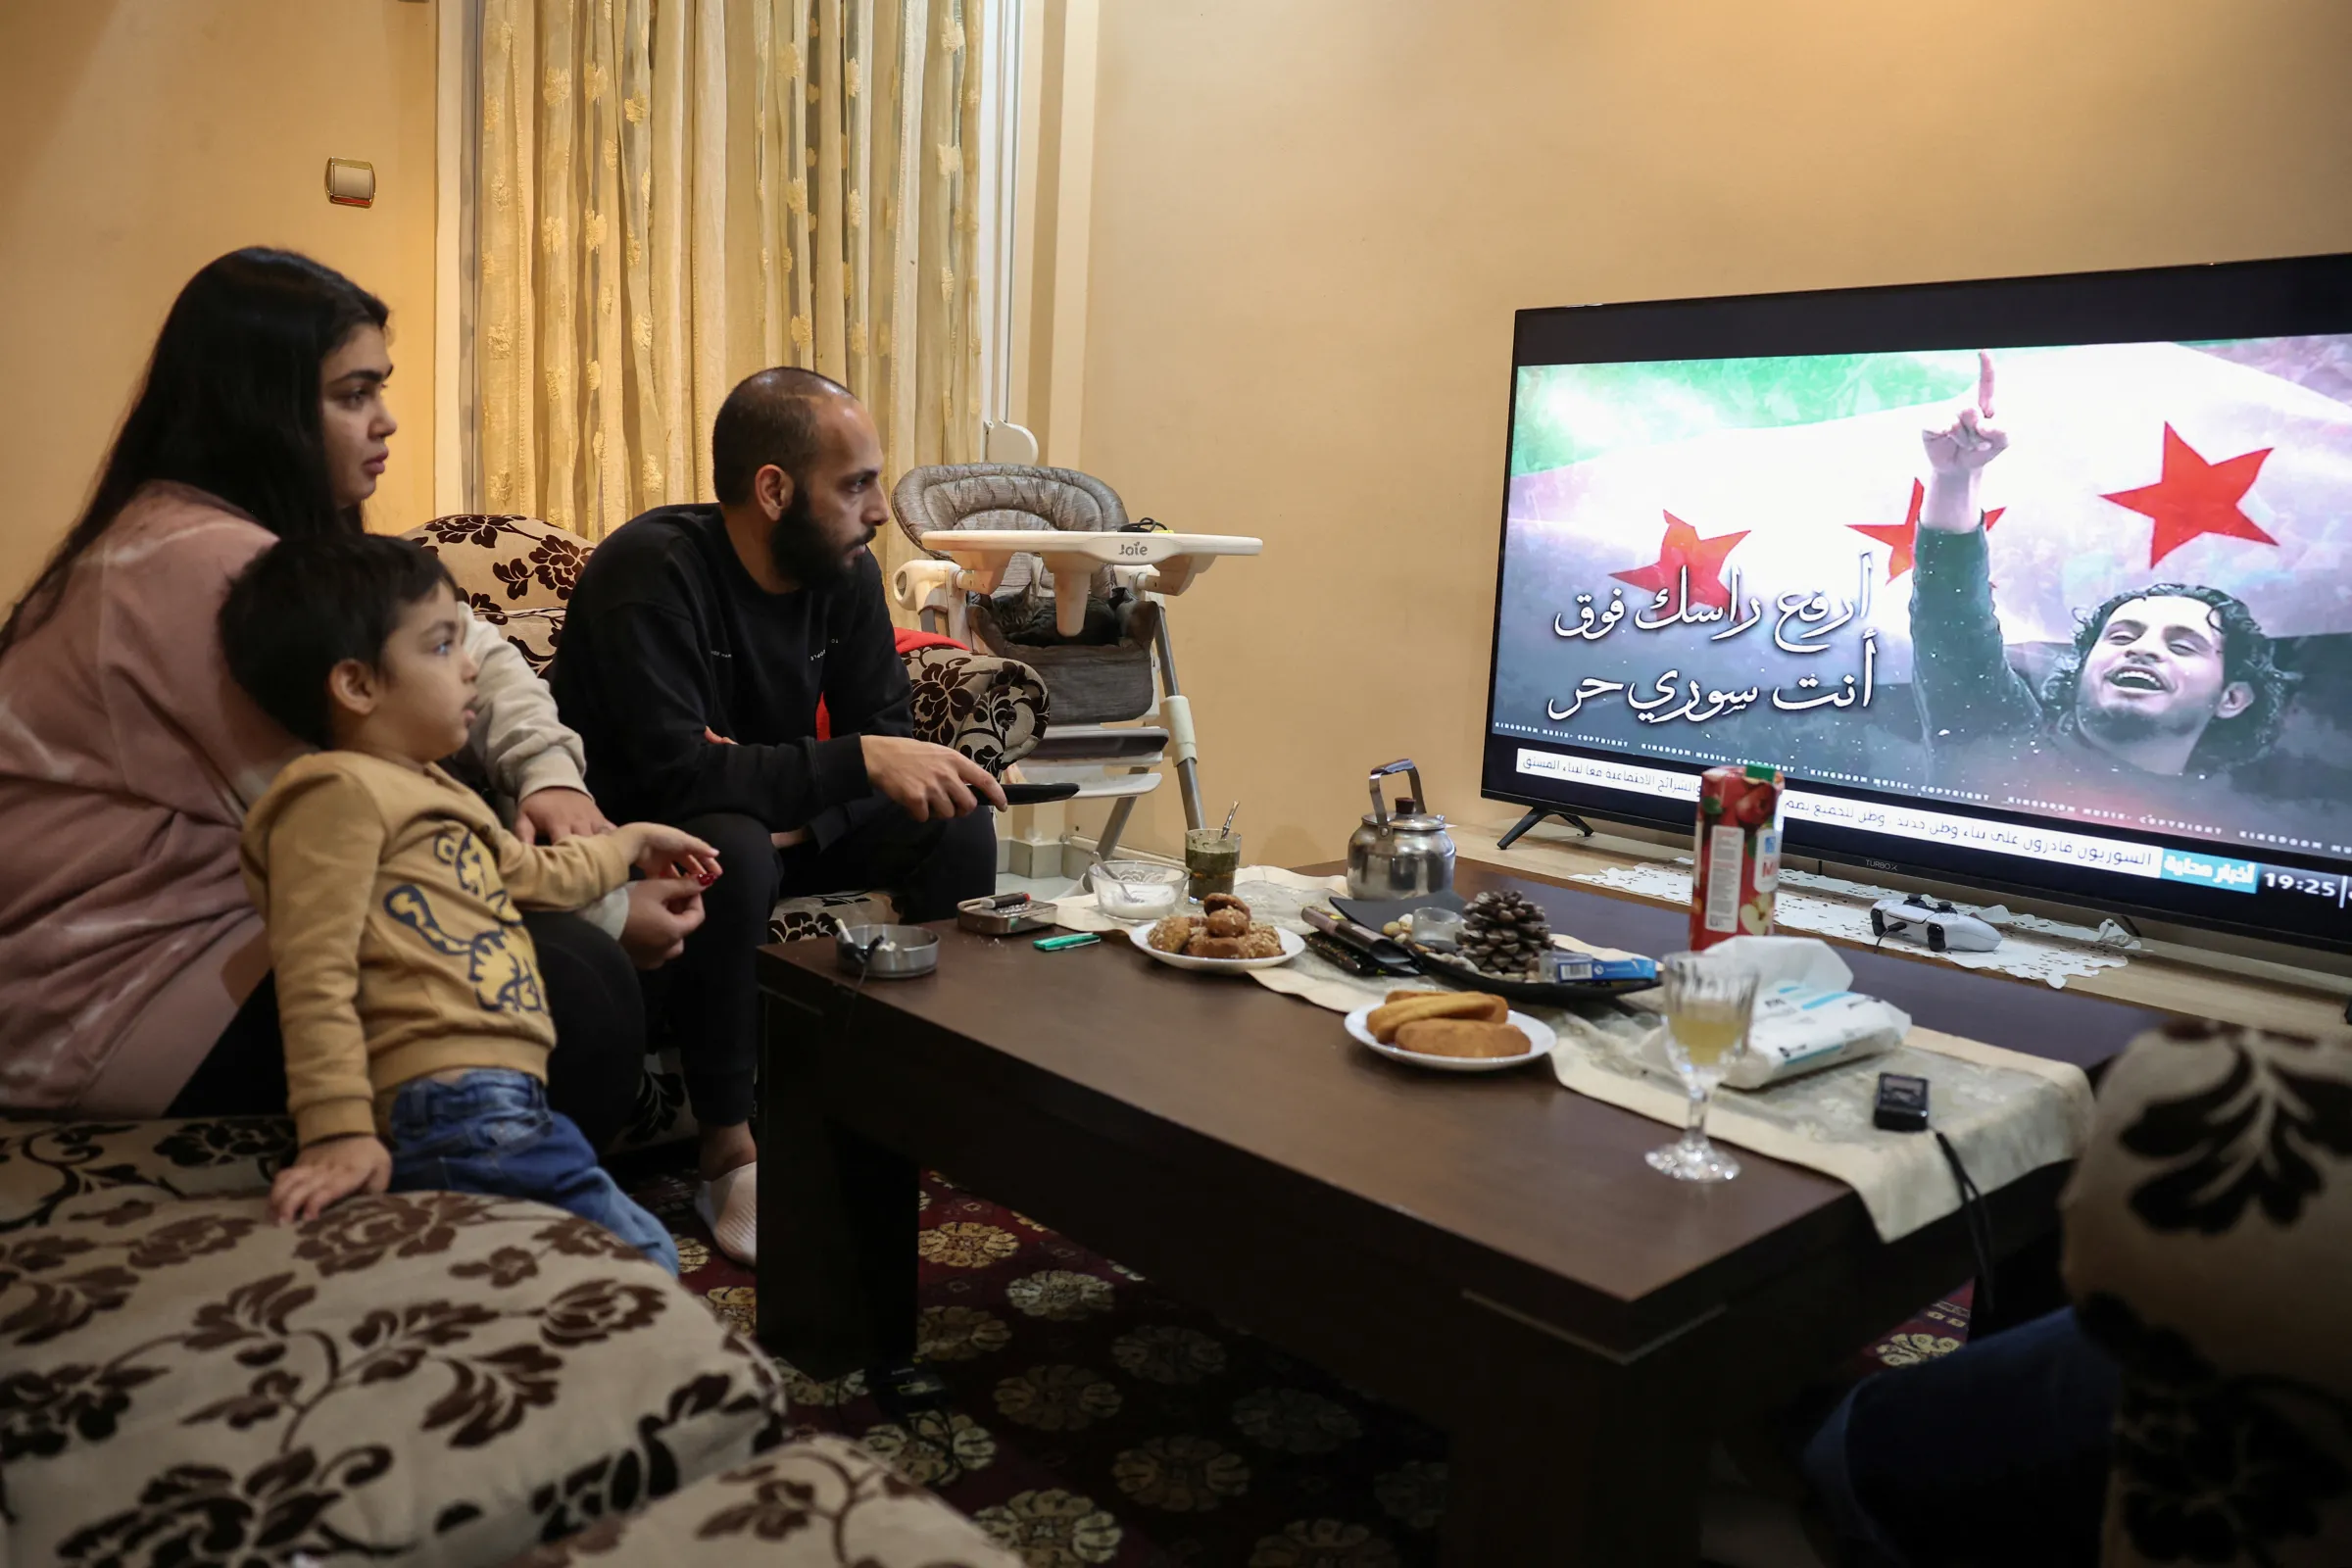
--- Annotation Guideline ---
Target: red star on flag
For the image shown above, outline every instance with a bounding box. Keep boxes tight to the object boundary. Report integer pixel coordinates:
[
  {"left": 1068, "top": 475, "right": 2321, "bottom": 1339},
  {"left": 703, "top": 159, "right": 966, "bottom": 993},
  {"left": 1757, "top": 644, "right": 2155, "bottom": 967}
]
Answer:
[
  {"left": 2100, "top": 423, "right": 2278, "bottom": 568},
  {"left": 1611, "top": 512, "right": 1749, "bottom": 610},
  {"left": 1849, "top": 480, "right": 2003, "bottom": 581}
]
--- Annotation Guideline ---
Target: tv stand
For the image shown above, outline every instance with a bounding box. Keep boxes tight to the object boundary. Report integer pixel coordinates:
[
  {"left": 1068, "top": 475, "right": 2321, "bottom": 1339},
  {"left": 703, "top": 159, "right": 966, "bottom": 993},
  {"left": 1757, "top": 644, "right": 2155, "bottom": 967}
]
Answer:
[{"left": 1497, "top": 806, "right": 1594, "bottom": 851}]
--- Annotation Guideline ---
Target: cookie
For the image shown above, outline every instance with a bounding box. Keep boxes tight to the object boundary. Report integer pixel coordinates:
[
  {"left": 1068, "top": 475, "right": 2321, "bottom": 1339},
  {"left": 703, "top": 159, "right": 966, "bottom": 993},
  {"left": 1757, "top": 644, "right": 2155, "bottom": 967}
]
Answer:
[
  {"left": 1147, "top": 915, "right": 1198, "bottom": 954},
  {"left": 1394, "top": 1018, "right": 1531, "bottom": 1059},
  {"left": 1203, "top": 907, "right": 1250, "bottom": 938},
  {"left": 1236, "top": 927, "right": 1284, "bottom": 958},
  {"left": 1200, "top": 892, "right": 1250, "bottom": 916},
  {"left": 1365, "top": 990, "right": 1507, "bottom": 1044}
]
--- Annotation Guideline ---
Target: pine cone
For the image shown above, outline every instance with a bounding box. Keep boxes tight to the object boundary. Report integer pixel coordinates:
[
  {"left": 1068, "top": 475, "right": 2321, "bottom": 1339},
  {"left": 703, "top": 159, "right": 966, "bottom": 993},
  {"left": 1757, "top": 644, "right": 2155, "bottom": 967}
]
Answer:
[{"left": 1460, "top": 890, "right": 1550, "bottom": 978}]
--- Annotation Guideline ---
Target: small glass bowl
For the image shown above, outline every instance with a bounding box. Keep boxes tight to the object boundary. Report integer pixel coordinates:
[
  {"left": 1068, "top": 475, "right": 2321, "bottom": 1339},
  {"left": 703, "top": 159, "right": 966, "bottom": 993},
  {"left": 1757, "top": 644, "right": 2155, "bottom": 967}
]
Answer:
[
  {"left": 1407, "top": 906, "right": 1465, "bottom": 950},
  {"left": 1090, "top": 859, "right": 1186, "bottom": 921}
]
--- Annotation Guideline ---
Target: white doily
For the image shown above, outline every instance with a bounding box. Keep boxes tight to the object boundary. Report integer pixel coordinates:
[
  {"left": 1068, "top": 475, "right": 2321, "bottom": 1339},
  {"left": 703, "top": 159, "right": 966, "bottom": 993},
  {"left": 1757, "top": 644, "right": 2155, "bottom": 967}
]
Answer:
[{"left": 1566, "top": 859, "right": 2138, "bottom": 990}]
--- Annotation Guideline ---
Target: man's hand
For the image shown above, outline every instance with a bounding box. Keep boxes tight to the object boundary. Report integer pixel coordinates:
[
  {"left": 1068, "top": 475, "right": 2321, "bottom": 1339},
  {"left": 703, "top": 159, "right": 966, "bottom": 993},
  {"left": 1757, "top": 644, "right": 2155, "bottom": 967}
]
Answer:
[
  {"left": 516, "top": 786, "right": 615, "bottom": 845},
  {"left": 858, "top": 735, "right": 1009, "bottom": 821},
  {"left": 1919, "top": 350, "right": 2010, "bottom": 532},
  {"left": 619, "top": 875, "right": 707, "bottom": 968},
  {"left": 271, "top": 1135, "right": 392, "bottom": 1224},
  {"left": 614, "top": 823, "right": 722, "bottom": 883}
]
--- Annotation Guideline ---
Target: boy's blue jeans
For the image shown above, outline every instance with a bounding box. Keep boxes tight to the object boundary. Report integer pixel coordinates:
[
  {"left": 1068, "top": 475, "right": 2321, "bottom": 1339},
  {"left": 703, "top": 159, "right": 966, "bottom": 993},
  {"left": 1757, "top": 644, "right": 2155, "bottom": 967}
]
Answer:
[{"left": 385, "top": 1069, "right": 678, "bottom": 1275}]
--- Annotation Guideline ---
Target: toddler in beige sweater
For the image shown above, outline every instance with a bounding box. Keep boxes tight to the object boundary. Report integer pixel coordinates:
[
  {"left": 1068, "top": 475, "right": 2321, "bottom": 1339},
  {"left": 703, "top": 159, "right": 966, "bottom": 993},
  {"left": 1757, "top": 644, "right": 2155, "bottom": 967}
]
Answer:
[{"left": 222, "top": 533, "right": 720, "bottom": 1270}]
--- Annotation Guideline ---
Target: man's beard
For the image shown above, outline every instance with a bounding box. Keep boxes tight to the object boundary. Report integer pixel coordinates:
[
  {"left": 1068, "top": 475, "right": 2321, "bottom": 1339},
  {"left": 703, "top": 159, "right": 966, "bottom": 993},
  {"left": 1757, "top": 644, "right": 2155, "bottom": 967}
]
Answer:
[
  {"left": 2076, "top": 683, "right": 2211, "bottom": 748},
  {"left": 766, "top": 485, "right": 861, "bottom": 591}
]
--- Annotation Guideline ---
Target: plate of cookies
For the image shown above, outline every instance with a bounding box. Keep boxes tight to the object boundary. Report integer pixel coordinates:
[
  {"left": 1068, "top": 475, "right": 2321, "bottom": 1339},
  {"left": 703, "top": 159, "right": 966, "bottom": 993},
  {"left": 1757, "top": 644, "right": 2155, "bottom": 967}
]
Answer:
[
  {"left": 1344, "top": 990, "right": 1556, "bottom": 1073},
  {"left": 1132, "top": 893, "right": 1303, "bottom": 972}
]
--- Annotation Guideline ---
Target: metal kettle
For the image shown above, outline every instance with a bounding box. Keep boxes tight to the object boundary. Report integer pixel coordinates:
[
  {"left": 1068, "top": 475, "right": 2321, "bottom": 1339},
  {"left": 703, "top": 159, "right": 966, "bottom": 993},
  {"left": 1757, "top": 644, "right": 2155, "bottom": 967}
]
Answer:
[{"left": 1347, "top": 760, "right": 1457, "bottom": 902}]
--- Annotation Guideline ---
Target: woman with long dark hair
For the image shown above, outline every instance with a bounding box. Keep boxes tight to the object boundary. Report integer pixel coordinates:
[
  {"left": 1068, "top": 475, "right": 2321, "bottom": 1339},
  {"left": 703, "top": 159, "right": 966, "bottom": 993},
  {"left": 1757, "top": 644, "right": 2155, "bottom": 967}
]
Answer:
[{"left": 0, "top": 248, "right": 699, "bottom": 1145}]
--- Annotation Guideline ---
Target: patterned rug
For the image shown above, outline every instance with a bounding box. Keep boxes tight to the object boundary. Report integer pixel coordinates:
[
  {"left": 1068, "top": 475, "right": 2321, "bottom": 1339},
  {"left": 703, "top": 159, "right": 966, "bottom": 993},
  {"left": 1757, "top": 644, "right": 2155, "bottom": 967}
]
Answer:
[{"left": 619, "top": 1153, "right": 1971, "bottom": 1568}]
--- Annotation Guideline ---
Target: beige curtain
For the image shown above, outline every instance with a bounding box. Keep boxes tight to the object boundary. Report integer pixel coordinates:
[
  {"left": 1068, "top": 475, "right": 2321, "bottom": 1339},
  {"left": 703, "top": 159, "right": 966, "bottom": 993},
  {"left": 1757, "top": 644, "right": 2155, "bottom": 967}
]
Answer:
[{"left": 476, "top": 0, "right": 985, "bottom": 591}]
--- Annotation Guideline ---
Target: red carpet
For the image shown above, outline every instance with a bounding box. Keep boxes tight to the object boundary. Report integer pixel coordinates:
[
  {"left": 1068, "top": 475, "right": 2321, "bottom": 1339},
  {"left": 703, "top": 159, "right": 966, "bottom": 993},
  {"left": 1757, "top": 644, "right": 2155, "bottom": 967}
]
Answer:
[{"left": 623, "top": 1157, "right": 1970, "bottom": 1567}]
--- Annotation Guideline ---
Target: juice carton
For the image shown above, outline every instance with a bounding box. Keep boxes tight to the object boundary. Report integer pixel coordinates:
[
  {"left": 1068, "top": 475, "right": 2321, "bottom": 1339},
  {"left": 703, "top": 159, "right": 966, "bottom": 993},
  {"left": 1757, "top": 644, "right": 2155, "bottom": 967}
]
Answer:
[{"left": 1690, "top": 764, "right": 1784, "bottom": 951}]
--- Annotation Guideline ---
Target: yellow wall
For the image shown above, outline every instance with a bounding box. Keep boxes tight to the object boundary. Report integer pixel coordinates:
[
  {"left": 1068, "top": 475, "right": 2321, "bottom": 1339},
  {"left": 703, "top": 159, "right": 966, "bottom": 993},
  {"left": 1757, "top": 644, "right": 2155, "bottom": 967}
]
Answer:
[
  {"left": 1067, "top": 0, "right": 2352, "bottom": 868},
  {"left": 0, "top": 1, "right": 437, "bottom": 599}
]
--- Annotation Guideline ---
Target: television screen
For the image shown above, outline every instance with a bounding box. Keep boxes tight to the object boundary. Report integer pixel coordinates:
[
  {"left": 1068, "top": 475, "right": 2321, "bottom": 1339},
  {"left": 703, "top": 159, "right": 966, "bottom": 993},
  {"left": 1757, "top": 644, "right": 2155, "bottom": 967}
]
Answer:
[{"left": 1484, "top": 254, "right": 2352, "bottom": 952}]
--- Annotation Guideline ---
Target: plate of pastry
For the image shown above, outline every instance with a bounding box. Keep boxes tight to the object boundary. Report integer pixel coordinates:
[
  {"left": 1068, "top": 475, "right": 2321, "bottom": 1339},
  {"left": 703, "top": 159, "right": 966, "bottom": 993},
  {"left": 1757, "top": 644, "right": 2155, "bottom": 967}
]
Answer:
[
  {"left": 1343, "top": 990, "right": 1556, "bottom": 1073},
  {"left": 1132, "top": 894, "right": 1303, "bottom": 972}
]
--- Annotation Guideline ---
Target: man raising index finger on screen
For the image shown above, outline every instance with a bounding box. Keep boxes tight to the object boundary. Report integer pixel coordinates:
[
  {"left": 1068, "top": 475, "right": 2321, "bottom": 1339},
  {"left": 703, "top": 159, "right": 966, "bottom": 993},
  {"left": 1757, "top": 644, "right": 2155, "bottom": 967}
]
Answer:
[
  {"left": 1909, "top": 351, "right": 2291, "bottom": 794},
  {"left": 551, "top": 368, "right": 1005, "bottom": 1264}
]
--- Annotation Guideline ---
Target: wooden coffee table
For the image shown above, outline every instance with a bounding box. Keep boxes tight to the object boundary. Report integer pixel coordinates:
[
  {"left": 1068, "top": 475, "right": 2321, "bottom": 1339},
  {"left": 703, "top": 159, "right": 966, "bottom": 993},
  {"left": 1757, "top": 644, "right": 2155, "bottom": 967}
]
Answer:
[{"left": 755, "top": 860, "right": 2170, "bottom": 1564}]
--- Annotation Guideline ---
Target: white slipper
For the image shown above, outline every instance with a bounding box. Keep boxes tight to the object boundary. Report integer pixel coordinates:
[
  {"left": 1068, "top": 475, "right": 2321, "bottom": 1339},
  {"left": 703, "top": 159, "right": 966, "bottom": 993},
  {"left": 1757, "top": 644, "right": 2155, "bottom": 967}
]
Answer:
[{"left": 697, "top": 1162, "right": 759, "bottom": 1267}]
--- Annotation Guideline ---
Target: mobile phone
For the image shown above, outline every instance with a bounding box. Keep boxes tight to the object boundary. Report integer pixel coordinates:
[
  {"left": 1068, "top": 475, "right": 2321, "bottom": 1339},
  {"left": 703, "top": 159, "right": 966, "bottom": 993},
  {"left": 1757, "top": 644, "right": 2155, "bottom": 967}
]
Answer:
[
  {"left": 1874, "top": 1071, "right": 1931, "bottom": 1133},
  {"left": 1303, "top": 930, "right": 1384, "bottom": 975}
]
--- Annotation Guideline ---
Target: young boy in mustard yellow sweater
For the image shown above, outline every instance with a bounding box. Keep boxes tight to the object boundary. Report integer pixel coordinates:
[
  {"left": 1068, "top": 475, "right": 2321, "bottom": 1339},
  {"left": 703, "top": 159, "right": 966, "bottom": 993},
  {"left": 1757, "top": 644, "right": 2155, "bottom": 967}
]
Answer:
[{"left": 220, "top": 535, "right": 721, "bottom": 1271}]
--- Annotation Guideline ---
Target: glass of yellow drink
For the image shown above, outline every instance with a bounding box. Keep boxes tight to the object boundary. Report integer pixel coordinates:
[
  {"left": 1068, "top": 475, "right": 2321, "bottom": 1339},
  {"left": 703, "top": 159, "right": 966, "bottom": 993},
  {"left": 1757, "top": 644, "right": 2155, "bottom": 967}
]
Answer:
[{"left": 1645, "top": 952, "right": 1758, "bottom": 1183}]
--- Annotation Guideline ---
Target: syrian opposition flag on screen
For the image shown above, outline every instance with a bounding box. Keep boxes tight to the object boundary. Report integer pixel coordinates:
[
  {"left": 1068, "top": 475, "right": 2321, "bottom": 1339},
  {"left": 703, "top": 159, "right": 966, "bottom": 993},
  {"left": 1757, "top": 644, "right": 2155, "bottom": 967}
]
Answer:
[{"left": 1504, "top": 340, "right": 2352, "bottom": 683}]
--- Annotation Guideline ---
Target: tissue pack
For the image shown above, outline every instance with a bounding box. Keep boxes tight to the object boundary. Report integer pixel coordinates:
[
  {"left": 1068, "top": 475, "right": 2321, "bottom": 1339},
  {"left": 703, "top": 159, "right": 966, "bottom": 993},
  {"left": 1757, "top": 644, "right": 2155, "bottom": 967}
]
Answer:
[
  {"left": 1727, "top": 980, "right": 1908, "bottom": 1089},
  {"left": 1671, "top": 936, "right": 1912, "bottom": 1090}
]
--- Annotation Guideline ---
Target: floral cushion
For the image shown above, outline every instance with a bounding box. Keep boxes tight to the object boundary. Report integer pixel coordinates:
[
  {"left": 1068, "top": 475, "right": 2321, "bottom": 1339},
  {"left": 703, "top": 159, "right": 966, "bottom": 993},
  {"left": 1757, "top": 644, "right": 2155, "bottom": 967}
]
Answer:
[
  {"left": 0, "top": 1186, "right": 790, "bottom": 1566},
  {"left": 416, "top": 514, "right": 589, "bottom": 615},
  {"left": 905, "top": 648, "right": 1048, "bottom": 778},
  {"left": 474, "top": 606, "right": 567, "bottom": 676},
  {"left": 766, "top": 892, "right": 900, "bottom": 948},
  {"left": 2062, "top": 1022, "right": 2352, "bottom": 1566},
  {"left": 769, "top": 908, "right": 849, "bottom": 945},
  {"left": 0, "top": 1115, "right": 292, "bottom": 1233},
  {"left": 493, "top": 1434, "right": 1019, "bottom": 1567}
]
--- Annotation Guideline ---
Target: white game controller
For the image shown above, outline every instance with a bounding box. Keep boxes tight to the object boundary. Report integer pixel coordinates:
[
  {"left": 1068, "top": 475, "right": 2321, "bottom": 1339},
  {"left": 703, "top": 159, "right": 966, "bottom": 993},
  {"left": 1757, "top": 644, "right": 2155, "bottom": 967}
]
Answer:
[{"left": 1870, "top": 895, "right": 2003, "bottom": 954}]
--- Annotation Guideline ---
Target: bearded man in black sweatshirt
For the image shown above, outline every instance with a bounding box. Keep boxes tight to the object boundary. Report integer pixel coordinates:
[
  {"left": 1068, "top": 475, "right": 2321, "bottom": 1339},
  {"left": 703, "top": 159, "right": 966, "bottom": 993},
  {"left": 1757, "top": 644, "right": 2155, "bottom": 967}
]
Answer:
[{"left": 553, "top": 367, "right": 1004, "bottom": 1263}]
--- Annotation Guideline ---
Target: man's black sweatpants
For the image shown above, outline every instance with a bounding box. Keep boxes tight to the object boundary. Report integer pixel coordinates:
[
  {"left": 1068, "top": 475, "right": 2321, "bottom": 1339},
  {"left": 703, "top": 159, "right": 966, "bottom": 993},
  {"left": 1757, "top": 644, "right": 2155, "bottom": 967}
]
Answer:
[{"left": 641, "top": 804, "right": 996, "bottom": 1130}]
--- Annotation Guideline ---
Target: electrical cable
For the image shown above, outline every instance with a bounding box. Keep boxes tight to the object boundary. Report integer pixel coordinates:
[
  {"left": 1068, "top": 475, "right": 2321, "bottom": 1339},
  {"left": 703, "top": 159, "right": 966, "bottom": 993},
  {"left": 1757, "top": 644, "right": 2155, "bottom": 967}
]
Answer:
[{"left": 1934, "top": 1130, "right": 1997, "bottom": 1319}]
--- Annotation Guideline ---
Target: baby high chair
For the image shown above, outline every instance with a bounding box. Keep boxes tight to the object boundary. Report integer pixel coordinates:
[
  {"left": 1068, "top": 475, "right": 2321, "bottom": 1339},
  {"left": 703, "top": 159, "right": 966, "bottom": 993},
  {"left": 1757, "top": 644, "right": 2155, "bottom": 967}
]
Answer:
[{"left": 889, "top": 465, "right": 1261, "bottom": 859}]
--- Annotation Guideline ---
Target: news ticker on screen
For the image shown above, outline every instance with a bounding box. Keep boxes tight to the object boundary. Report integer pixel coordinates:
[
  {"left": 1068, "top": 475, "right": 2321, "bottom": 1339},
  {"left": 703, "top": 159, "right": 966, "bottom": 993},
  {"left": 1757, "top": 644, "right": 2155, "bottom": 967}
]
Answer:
[{"left": 1512, "top": 747, "right": 2352, "bottom": 909}]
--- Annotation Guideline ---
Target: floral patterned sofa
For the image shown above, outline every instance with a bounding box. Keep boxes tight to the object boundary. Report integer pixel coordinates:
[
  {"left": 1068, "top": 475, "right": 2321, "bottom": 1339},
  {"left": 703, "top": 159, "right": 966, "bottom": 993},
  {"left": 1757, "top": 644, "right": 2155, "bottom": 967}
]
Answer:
[
  {"left": 0, "top": 1114, "right": 1019, "bottom": 1567},
  {"left": 407, "top": 514, "right": 1050, "bottom": 1149},
  {"left": 2061, "top": 1020, "right": 2352, "bottom": 1566}
]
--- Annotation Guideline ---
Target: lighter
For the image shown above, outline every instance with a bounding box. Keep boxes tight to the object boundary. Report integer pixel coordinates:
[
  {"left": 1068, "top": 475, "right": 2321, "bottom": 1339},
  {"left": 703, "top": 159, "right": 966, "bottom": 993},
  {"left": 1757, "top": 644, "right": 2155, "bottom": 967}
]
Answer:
[{"left": 1033, "top": 932, "right": 1102, "bottom": 952}]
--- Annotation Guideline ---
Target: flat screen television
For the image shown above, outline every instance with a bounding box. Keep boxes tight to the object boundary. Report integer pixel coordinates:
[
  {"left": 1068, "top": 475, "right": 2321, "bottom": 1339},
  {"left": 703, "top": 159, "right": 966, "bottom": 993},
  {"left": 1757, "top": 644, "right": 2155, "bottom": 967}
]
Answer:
[{"left": 1483, "top": 253, "right": 2352, "bottom": 954}]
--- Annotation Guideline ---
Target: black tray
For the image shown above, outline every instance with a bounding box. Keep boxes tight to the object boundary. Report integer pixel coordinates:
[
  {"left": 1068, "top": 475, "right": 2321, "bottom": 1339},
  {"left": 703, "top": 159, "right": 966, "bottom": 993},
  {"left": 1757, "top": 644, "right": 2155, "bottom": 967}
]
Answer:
[
  {"left": 1331, "top": 894, "right": 1653, "bottom": 1004},
  {"left": 1403, "top": 945, "right": 1656, "bottom": 1006}
]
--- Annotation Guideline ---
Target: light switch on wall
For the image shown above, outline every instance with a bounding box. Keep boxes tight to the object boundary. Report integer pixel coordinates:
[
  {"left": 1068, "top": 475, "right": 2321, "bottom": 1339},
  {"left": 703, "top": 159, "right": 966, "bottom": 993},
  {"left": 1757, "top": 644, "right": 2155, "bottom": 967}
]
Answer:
[{"left": 325, "top": 159, "right": 375, "bottom": 208}]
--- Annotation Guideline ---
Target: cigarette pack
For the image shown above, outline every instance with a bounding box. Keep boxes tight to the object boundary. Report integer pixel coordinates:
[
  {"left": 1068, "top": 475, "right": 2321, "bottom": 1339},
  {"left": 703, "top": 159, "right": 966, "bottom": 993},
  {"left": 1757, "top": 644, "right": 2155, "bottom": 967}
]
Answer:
[{"left": 1690, "top": 764, "right": 1785, "bottom": 951}]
